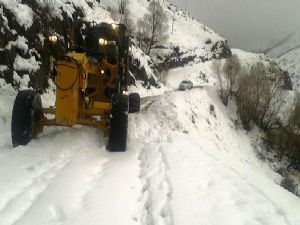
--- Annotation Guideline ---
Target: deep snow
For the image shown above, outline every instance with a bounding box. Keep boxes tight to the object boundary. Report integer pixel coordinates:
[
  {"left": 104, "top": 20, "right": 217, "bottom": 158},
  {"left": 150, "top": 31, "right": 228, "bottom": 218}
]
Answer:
[
  {"left": 1, "top": 0, "right": 300, "bottom": 224},
  {"left": 1, "top": 71, "right": 300, "bottom": 225}
]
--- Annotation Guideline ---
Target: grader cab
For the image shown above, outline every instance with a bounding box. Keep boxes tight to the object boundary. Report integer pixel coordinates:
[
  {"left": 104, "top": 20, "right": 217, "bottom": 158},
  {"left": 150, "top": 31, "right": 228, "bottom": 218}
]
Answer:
[{"left": 11, "top": 22, "right": 140, "bottom": 151}]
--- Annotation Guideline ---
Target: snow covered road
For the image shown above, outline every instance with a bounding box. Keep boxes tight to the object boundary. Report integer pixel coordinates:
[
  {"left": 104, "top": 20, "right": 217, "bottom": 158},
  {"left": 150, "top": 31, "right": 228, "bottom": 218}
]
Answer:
[
  {"left": 1, "top": 87, "right": 300, "bottom": 225},
  {"left": 0, "top": 126, "right": 140, "bottom": 225}
]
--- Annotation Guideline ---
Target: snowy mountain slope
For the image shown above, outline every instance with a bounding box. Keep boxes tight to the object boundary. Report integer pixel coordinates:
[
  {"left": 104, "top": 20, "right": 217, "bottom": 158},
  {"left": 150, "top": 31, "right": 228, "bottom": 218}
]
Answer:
[
  {"left": 264, "top": 33, "right": 300, "bottom": 92},
  {"left": 1, "top": 1, "right": 300, "bottom": 225},
  {"left": 102, "top": 0, "right": 231, "bottom": 68},
  {"left": 232, "top": 48, "right": 297, "bottom": 125},
  {"left": 232, "top": 48, "right": 271, "bottom": 68},
  {"left": 1, "top": 73, "right": 300, "bottom": 224},
  {"left": 276, "top": 48, "right": 300, "bottom": 91},
  {"left": 0, "top": 0, "right": 161, "bottom": 89},
  {"left": 133, "top": 88, "right": 300, "bottom": 225},
  {"left": 0, "top": 0, "right": 231, "bottom": 91},
  {"left": 265, "top": 33, "right": 300, "bottom": 58}
]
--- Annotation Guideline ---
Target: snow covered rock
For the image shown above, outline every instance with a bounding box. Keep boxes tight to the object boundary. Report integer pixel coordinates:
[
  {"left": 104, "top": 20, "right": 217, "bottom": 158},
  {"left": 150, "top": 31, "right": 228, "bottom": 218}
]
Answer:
[{"left": 264, "top": 33, "right": 300, "bottom": 92}]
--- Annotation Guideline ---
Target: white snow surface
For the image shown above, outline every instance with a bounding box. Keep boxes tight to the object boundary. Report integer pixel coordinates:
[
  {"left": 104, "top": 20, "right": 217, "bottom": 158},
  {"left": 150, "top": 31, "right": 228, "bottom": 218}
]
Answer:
[
  {"left": 0, "top": 0, "right": 33, "bottom": 29},
  {"left": 103, "top": 0, "right": 226, "bottom": 59},
  {"left": 277, "top": 48, "right": 300, "bottom": 92},
  {"left": 5, "top": 36, "right": 29, "bottom": 53},
  {"left": 1, "top": 61, "right": 300, "bottom": 225},
  {"left": 265, "top": 33, "right": 300, "bottom": 92},
  {"left": 232, "top": 48, "right": 271, "bottom": 69},
  {"left": 35, "top": 0, "right": 112, "bottom": 23},
  {"left": 13, "top": 54, "right": 40, "bottom": 73},
  {"left": 1, "top": 0, "right": 300, "bottom": 224}
]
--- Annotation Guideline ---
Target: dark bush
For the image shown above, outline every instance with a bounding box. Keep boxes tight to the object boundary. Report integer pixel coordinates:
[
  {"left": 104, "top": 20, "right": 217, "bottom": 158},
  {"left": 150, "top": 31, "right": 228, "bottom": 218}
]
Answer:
[{"left": 280, "top": 177, "right": 298, "bottom": 196}]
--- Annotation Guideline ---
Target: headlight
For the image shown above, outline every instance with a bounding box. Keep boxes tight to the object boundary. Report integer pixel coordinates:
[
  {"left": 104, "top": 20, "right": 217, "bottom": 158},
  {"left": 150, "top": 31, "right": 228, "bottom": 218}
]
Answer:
[
  {"left": 112, "top": 23, "right": 117, "bottom": 29},
  {"left": 48, "top": 35, "right": 58, "bottom": 43},
  {"left": 99, "top": 38, "right": 108, "bottom": 46}
]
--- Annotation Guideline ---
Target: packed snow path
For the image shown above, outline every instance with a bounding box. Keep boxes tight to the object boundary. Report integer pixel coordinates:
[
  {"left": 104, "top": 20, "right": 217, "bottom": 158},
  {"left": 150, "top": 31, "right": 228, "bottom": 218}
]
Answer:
[{"left": 1, "top": 88, "right": 300, "bottom": 225}]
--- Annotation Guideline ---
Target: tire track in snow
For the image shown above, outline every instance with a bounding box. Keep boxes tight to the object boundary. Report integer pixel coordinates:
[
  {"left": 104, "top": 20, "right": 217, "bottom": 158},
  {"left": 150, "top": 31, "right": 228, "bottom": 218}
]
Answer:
[
  {"left": 11, "top": 157, "right": 108, "bottom": 225},
  {"left": 0, "top": 160, "right": 69, "bottom": 225},
  {"left": 135, "top": 142, "right": 173, "bottom": 225}
]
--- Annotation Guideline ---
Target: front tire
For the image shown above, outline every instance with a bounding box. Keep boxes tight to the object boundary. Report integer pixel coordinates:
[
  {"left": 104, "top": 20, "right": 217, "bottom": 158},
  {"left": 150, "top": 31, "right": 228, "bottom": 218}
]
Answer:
[
  {"left": 11, "top": 90, "right": 43, "bottom": 147},
  {"left": 107, "top": 94, "right": 129, "bottom": 152}
]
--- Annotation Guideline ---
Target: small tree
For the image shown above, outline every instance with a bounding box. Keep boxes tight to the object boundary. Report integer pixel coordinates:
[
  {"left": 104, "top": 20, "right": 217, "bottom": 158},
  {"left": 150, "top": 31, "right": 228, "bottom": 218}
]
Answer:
[
  {"left": 223, "top": 55, "right": 241, "bottom": 95},
  {"left": 212, "top": 59, "right": 229, "bottom": 106},
  {"left": 212, "top": 56, "right": 241, "bottom": 106},
  {"left": 236, "top": 62, "right": 284, "bottom": 131},
  {"left": 236, "top": 69, "right": 254, "bottom": 130},
  {"left": 123, "top": 8, "right": 134, "bottom": 34},
  {"left": 287, "top": 94, "right": 300, "bottom": 135},
  {"left": 118, "top": 0, "right": 129, "bottom": 17},
  {"left": 107, "top": 6, "right": 118, "bottom": 21},
  {"left": 258, "top": 79, "right": 283, "bottom": 130},
  {"left": 157, "top": 64, "right": 169, "bottom": 85},
  {"left": 211, "top": 60, "right": 225, "bottom": 102},
  {"left": 136, "top": 1, "right": 169, "bottom": 55},
  {"left": 285, "top": 96, "right": 300, "bottom": 170}
]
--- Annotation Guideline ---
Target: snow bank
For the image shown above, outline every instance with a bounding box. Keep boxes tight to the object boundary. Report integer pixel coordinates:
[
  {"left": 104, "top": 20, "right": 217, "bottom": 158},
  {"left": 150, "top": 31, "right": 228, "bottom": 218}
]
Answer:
[{"left": 130, "top": 86, "right": 300, "bottom": 225}]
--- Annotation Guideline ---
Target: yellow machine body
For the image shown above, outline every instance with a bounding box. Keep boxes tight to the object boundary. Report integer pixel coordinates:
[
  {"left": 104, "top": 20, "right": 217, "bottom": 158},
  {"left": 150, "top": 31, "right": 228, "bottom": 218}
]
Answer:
[
  {"left": 42, "top": 51, "right": 121, "bottom": 130},
  {"left": 39, "top": 22, "right": 131, "bottom": 136},
  {"left": 11, "top": 22, "right": 135, "bottom": 151}
]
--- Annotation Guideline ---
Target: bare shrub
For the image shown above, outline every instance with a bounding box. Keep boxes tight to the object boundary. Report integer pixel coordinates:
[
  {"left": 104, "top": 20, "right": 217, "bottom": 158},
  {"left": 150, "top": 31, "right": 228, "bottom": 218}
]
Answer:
[
  {"left": 236, "top": 69, "right": 253, "bottom": 130},
  {"left": 136, "top": 1, "right": 169, "bottom": 55},
  {"left": 211, "top": 56, "right": 240, "bottom": 106},
  {"left": 107, "top": 6, "right": 118, "bottom": 21},
  {"left": 211, "top": 60, "right": 227, "bottom": 105},
  {"left": 123, "top": 8, "right": 134, "bottom": 34},
  {"left": 118, "top": 0, "right": 129, "bottom": 16},
  {"left": 157, "top": 64, "right": 169, "bottom": 85},
  {"left": 108, "top": 2, "right": 133, "bottom": 34},
  {"left": 285, "top": 96, "right": 300, "bottom": 170},
  {"left": 287, "top": 94, "right": 300, "bottom": 135},
  {"left": 223, "top": 55, "right": 241, "bottom": 94},
  {"left": 235, "top": 62, "right": 283, "bottom": 131},
  {"left": 41, "top": 0, "right": 54, "bottom": 24}
]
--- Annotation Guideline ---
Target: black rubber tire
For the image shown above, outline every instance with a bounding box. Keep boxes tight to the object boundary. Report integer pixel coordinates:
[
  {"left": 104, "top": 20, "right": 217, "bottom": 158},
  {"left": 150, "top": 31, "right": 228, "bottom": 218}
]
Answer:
[
  {"left": 129, "top": 93, "right": 140, "bottom": 113},
  {"left": 11, "top": 90, "right": 43, "bottom": 147},
  {"left": 107, "top": 94, "right": 129, "bottom": 152}
]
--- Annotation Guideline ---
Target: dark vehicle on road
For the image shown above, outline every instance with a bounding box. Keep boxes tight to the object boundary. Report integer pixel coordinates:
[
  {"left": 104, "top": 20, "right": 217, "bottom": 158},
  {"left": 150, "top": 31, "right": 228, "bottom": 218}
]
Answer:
[{"left": 179, "top": 80, "right": 193, "bottom": 91}]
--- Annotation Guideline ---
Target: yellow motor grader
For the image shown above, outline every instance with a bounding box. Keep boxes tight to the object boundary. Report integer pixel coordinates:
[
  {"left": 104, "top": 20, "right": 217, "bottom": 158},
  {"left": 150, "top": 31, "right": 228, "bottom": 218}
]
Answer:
[{"left": 11, "top": 22, "right": 140, "bottom": 151}]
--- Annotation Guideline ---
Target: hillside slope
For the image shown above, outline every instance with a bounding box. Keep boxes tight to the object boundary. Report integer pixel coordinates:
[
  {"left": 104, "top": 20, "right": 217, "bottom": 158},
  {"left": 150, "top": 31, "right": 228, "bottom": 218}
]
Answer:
[
  {"left": 0, "top": 0, "right": 230, "bottom": 90},
  {"left": 1, "top": 1, "right": 300, "bottom": 225},
  {"left": 1, "top": 70, "right": 300, "bottom": 225},
  {"left": 265, "top": 33, "right": 300, "bottom": 91}
]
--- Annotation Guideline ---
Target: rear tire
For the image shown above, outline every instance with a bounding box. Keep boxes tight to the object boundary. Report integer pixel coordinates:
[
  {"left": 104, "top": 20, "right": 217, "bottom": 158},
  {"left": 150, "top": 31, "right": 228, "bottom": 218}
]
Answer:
[
  {"left": 11, "top": 90, "right": 43, "bottom": 147},
  {"left": 107, "top": 94, "right": 129, "bottom": 152},
  {"left": 129, "top": 93, "right": 140, "bottom": 113}
]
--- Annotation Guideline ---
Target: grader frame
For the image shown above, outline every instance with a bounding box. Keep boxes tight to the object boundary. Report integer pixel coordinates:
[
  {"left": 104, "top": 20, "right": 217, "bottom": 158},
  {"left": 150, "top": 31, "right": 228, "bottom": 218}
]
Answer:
[{"left": 11, "top": 22, "right": 140, "bottom": 151}]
